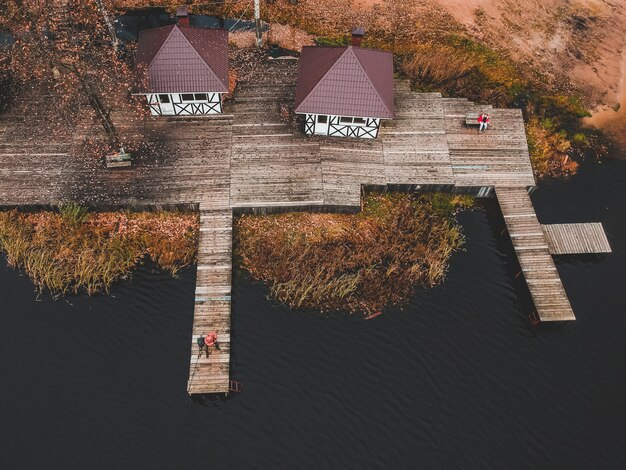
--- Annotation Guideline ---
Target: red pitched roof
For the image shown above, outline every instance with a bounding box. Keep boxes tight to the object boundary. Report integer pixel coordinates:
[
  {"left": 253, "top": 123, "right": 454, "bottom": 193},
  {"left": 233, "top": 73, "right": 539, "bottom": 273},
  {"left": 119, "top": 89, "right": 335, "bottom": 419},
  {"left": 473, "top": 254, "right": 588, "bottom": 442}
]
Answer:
[
  {"left": 295, "top": 46, "right": 394, "bottom": 119},
  {"left": 136, "top": 25, "right": 229, "bottom": 93}
]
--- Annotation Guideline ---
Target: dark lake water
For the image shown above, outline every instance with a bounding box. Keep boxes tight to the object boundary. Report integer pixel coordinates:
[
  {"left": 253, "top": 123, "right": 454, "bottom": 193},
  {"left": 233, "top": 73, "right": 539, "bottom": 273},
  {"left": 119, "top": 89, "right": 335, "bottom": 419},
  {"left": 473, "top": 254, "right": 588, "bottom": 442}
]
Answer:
[{"left": 1, "top": 158, "right": 625, "bottom": 469}]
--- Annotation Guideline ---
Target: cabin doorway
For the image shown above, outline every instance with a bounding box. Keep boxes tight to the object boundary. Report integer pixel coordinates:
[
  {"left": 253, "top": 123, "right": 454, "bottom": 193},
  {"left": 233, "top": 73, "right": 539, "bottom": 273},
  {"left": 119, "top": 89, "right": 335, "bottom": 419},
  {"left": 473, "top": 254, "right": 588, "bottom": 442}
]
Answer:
[
  {"left": 315, "top": 114, "right": 329, "bottom": 135},
  {"left": 158, "top": 94, "right": 174, "bottom": 115}
]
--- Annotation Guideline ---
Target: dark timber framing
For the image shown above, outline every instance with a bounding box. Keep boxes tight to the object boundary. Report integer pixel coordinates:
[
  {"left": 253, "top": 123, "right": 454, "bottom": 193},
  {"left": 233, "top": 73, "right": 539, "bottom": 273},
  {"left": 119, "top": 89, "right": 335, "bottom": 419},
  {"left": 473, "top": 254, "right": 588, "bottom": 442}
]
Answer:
[
  {"left": 304, "top": 114, "right": 381, "bottom": 138},
  {"left": 145, "top": 92, "right": 223, "bottom": 116}
]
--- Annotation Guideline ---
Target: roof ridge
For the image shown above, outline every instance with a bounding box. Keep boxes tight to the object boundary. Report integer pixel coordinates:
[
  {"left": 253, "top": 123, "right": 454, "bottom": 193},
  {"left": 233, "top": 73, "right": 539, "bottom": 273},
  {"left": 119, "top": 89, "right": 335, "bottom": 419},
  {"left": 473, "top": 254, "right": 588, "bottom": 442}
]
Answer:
[
  {"left": 351, "top": 47, "right": 394, "bottom": 118},
  {"left": 147, "top": 25, "right": 176, "bottom": 68},
  {"left": 296, "top": 47, "right": 351, "bottom": 113},
  {"left": 175, "top": 26, "right": 227, "bottom": 90}
]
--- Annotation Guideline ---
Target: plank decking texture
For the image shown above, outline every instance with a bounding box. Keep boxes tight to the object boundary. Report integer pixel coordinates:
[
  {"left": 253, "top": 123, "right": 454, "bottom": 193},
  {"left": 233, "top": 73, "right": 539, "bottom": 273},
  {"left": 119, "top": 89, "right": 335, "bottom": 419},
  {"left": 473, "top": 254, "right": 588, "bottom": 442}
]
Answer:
[
  {"left": 188, "top": 208, "right": 232, "bottom": 394},
  {"left": 542, "top": 223, "right": 611, "bottom": 255},
  {"left": 496, "top": 187, "right": 576, "bottom": 322},
  {"left": 1, "top": 58, "right": 582, "bottom": 394}
]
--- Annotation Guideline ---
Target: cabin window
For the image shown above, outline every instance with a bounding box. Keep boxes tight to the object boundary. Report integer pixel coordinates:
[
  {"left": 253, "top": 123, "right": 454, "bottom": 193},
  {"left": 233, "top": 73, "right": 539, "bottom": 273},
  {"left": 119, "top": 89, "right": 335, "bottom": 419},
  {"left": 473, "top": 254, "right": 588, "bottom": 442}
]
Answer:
[
  {"left": 194, "top": 93, "right": 207, "bottom": 101},
  {"left": 339, "top": 116, "right": 353, "bottom": 124},
  {"left": 353, "top": 117, "right": 366, "bottom": 125},
  {"left": 158, "top": 94, "right": 170, "bottom": 103},
  {"left": 317, "top": 115, "right": 328, "bottom": 124},
  {"left": 181, "top": 94, "right": 195, "bottom": 102}
]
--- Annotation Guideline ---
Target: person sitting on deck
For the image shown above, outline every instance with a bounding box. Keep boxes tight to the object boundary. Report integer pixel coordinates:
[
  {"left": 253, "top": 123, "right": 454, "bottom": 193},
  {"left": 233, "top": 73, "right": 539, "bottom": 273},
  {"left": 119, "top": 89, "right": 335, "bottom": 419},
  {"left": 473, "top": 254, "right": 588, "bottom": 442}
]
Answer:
[
  {"left": 478, "top": 113, "right": 491, "bottom": 133},
  {"left": 197, "top": 335, "right": 208, "bottom": 357},
  {"left": 205, "top": 331, "right": 220, "bottom": 351}
]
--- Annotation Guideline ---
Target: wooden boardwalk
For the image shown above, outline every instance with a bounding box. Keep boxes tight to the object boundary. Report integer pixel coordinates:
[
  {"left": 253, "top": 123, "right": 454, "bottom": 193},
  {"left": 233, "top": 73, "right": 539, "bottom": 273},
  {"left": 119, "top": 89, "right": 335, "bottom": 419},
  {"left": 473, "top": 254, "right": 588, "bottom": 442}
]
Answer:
[
  {"left": 496, "top": 187, "right": 576, "bottom": 322},
  {"left": 0, "top": 57, "right": 590, "bottom": 393},
  {"left": 188, "top": 208, "right": 232, "bottom": 394},
  {"left": 542, "top": 223, "right": 611, "bottom": 255}
]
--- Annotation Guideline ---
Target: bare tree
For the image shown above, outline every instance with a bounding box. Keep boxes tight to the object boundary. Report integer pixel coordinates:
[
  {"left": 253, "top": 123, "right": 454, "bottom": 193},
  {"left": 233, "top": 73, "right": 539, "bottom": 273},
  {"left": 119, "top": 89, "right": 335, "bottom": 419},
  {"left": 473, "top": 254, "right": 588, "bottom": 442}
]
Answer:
[{"left": 1, "top": 0, "right": 143, "bottom": 152}]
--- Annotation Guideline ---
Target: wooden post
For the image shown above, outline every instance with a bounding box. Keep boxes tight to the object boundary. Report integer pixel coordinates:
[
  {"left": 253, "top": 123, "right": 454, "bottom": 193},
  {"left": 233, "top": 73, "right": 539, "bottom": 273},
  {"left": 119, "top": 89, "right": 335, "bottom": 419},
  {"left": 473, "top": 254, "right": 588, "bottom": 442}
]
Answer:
[{"left": 254, "top": 0, "right": 262, "bottom": 47}]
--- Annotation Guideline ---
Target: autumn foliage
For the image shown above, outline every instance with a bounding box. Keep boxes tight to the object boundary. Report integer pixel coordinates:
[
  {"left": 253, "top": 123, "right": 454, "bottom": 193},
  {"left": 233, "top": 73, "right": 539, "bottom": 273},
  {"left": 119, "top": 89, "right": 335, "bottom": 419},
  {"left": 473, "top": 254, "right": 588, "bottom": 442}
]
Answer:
[
  {"left": 0, "top": 0, "right": 145, "bottom": 151},
  {"left": 235, "top": 193, "right": 472, "bottom": 316},
  {"left": 0, "top": 208, "right": 199, "bottom": 295}
]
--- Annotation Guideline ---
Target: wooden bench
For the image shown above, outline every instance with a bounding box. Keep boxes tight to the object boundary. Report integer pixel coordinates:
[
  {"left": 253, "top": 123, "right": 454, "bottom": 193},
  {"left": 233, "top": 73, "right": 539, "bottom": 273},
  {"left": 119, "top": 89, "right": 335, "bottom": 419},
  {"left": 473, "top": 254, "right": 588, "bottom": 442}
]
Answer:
[
  {"left": 465, "top": 113, "right": 480, "bottom": 125},
  {"left": 105, "top": 151, "right": 132, "bottom": 169}
]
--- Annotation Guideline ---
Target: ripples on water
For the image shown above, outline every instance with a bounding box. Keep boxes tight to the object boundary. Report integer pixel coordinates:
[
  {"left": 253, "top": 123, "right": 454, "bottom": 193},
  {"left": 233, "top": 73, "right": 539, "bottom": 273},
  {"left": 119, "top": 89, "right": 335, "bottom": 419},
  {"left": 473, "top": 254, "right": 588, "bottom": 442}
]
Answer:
[{"left": 1, "top": 160, "right": 625, "bottom": 469}]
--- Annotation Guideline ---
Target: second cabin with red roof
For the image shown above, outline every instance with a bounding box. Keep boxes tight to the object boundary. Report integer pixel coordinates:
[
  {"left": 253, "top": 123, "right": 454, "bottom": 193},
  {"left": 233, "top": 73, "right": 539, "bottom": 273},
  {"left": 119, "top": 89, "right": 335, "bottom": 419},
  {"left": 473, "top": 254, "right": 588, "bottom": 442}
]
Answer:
[
  {"left": 135, "top": 18, "right": 229, "bottom": 117},
  {"left": 295, "top": 29, "right": 394, "bottom": 139}
]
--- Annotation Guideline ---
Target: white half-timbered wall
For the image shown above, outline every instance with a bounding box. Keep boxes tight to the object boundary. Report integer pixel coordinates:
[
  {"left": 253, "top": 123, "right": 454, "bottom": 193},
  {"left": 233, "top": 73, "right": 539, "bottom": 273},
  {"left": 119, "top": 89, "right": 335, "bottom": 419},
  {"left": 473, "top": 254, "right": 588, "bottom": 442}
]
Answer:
[
  {"left": 146, "top": 92, "right": 223, "bottom": 116},
  {"left": 304, "top": 114, "right": 381, "bottom": 139}
]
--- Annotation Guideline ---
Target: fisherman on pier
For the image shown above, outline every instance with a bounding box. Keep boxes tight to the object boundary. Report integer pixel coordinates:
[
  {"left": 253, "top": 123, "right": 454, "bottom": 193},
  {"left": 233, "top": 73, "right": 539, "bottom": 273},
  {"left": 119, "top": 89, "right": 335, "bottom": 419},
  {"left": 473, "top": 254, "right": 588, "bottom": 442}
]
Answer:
[{"left": 197, "top": 332, "right": 220, "bottom": 357}]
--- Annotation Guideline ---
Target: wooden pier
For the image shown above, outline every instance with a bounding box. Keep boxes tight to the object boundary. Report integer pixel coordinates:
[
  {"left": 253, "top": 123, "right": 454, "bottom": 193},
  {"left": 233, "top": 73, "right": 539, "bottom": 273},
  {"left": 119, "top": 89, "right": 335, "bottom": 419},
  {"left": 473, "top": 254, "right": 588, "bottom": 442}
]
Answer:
[
  {"left": 188, "top": 208, "right": 232, "bottom": 394},
  {"left": 542, "top": 223, "right": 611, "bottom": 255},
  {"left": 496, "top": 187, "right": 576, "bottom": 322},
  {"left": 0, "top": 57, "right": 599, "bottom": 393}
]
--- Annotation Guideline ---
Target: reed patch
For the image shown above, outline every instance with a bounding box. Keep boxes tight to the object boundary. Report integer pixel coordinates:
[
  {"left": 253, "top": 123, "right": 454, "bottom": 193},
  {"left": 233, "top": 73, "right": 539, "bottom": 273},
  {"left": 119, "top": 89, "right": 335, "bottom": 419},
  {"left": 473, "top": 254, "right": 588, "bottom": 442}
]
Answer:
[
  {"left": 0, "top": 209, "right": 199, "bottom": 296},
  {"left": 235, "top": 193, "right": 472, "bottom": 316}
]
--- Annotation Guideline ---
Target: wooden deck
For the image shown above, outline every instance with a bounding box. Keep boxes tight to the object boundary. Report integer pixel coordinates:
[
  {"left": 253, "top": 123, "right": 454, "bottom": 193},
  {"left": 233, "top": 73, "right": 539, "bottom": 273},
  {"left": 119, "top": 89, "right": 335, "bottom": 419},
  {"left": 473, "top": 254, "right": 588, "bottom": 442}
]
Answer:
[
  {"left": 188, "top": 208, "right": 232, "bottom": 394},
  {"left": 1, "top": 57, "right": 587, "bottom": 393},
  {"left": 542, "top": 223, "right": 611, "bottom": 255},
  {"left": 496, "top": 187, "right": 576, "bottom": 322}
]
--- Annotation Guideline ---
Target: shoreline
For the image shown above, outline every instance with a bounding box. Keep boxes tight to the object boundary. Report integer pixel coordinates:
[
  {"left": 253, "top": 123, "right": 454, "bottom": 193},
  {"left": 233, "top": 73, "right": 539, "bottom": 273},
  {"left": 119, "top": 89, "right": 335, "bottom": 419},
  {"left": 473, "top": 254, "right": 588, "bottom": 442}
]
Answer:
[
  {"left": 352, "top": 0, "right": 626, "bottom": 154},
  {"left": 584, "top": 48, "right": 626, "bottom": 154}
]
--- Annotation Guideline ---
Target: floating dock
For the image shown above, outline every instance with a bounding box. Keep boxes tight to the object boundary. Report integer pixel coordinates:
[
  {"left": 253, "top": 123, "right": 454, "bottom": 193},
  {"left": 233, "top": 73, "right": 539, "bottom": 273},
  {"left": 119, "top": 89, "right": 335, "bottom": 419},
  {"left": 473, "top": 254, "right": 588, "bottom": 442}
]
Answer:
[{"left": 542, "top": 223, "right": 611, "bottom": 255}]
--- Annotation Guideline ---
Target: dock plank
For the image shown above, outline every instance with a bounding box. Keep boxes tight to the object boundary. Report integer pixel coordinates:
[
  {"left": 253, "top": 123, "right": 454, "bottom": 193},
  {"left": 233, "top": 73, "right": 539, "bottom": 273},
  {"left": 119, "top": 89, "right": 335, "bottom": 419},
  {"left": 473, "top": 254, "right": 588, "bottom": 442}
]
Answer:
[{"left": 542, "top": 223, "right": 611, "bottom": 254}]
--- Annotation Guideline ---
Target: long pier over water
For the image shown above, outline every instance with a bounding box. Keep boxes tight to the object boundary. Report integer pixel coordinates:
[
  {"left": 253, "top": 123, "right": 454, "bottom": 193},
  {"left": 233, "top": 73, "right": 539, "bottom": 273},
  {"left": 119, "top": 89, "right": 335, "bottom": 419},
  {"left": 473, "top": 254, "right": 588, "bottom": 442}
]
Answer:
[{"left": 0, "top": 58, "right": 598, "bottom": 394}]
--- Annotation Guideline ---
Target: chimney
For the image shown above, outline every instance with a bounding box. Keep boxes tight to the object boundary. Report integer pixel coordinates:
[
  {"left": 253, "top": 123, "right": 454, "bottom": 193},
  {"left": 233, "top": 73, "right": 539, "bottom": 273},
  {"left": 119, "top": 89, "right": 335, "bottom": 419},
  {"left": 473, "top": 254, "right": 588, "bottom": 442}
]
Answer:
[
  {"left": 351, "top": 27, "right": 365, "bottom": 47},
  {"left": 176, "top": 6, "right": 189, "bottom": 26}
]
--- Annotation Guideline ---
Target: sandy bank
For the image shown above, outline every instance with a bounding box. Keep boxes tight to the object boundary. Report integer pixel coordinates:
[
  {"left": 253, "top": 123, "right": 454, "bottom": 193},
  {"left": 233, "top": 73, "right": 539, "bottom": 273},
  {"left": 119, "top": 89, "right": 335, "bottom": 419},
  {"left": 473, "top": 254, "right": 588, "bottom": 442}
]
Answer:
[
  {"left": 584, "top": 48, "right": 626, "bottom": 151},
  {"left": 354, "top": 0, "right": 626, "bottom": 149}
]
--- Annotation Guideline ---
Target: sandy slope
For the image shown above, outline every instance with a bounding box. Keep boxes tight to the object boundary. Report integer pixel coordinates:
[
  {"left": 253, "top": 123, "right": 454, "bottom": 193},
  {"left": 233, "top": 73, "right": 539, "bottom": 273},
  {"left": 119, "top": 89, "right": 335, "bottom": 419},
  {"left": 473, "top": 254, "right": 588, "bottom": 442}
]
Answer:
[
  {"left": 584, "top": 48, "right": 626, "bottom": 149},
  {"left": 354, "top": 0, "right": 626, "bottom": 146}
]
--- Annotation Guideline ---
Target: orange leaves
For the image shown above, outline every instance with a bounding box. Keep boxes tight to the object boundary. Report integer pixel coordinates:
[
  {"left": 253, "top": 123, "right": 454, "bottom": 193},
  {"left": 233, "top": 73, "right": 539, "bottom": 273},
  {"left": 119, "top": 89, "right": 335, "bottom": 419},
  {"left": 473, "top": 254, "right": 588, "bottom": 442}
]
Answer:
[{"left": 3, "top": 0, "right": 144, "bottom": 147}]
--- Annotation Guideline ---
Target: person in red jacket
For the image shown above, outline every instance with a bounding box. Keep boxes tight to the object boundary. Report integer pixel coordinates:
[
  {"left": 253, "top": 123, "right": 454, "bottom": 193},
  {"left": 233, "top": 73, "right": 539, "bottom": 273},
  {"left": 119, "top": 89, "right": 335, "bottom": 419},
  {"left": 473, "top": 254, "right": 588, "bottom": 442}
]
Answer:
[{"left": 478, "top": 113, "right": 491, "bottom": 133}]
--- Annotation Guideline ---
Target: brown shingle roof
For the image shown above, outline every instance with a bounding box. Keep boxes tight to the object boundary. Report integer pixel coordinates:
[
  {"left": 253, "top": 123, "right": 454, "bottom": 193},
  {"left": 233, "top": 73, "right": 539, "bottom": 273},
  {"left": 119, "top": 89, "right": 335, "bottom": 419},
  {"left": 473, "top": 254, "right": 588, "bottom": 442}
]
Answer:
[
  {"left": 136, "top": 25, "right": 229, "bottom": 93},
  {"left": 294, "top": 46, "right": 394, "bottom": 119}
]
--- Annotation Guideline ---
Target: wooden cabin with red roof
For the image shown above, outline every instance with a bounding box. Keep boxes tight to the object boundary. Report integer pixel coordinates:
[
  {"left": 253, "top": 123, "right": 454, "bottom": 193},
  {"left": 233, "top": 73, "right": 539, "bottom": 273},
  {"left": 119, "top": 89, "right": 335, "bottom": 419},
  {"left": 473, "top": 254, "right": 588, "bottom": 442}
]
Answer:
[
  {"left": 294, "top": 29, "right": 394, "bottom": 139},
  {"left": 135, "top": 24, "right": 228, "bottom": 116}
]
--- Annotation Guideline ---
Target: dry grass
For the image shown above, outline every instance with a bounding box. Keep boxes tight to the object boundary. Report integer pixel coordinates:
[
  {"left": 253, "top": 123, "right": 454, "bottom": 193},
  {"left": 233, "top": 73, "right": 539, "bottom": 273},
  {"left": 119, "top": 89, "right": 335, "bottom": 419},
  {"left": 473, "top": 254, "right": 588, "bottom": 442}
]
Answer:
[
  {"left": 399, "top": 40, "right": 517, "bottom": 107},
  {"left": 266, "top": 23, "right": 315, "bottom": 51},
  {"left": 229, "top": 23, "right": 314, "bottom": 52},
  {"left": 526, "top": 117, "right": 578, "bottom": 178},
  {"left": 0, "top": 209, "right": 199, "bottom": 296},
  {"left": 229, "top": 30, "right": 258, "bottom": 49},
  {"left": 235, "top": 193, "right": 473, "bottom": 316}
]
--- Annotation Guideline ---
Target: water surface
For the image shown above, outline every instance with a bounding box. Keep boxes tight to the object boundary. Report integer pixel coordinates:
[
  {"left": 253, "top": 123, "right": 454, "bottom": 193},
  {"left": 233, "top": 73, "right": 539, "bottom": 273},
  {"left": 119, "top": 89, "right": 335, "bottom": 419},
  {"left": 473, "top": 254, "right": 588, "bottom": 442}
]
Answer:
[{"left": 1, "top": 159, "right": 625, "bottom": 469}]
